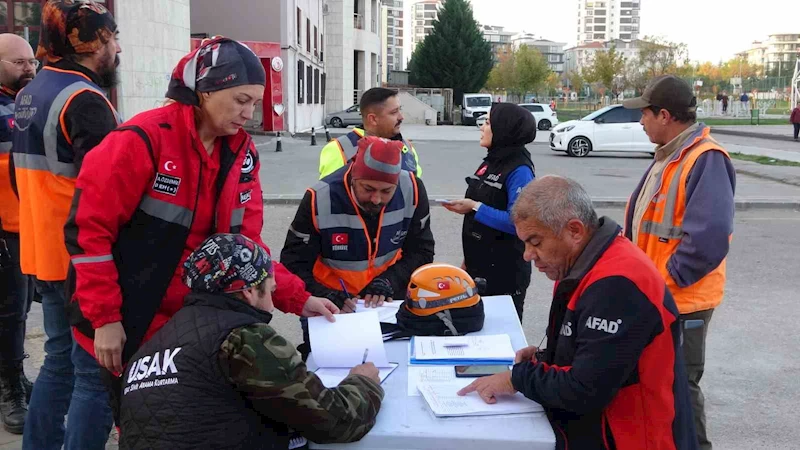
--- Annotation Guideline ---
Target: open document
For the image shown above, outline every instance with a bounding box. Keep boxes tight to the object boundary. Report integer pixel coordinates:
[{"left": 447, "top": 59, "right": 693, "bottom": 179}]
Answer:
[
  {"left": 308, "top": 310, "right": 393, "bottom": 368},
  {"left": 315, "top": 364, "right": 399, "bottom": 388},
  {"left": 418, "top": 382, "right": 543, "bottom": 417},
  {"left": 410, "top": 335, "right": 516, "bottom": 365}
]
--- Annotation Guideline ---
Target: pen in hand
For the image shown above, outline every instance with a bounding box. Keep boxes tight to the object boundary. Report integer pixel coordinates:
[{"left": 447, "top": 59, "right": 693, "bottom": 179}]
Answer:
[
  {"left": 340, "top": 278, "right": 357, "bottom": 313},
  {"left": 362, "top": 348, "right": 369, "bottom": 364}
]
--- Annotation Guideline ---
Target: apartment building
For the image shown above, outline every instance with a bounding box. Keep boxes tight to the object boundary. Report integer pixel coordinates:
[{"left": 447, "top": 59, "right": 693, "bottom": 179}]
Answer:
[{"left": 576, "top": 0, "right": 640, "bottom": 45}]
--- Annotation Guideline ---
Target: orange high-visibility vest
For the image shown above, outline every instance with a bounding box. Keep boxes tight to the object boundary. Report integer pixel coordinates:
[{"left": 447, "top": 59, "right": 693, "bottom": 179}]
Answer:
[
  {"left": 13, "top": 67, "right": 119, "bottom": 280},
  {"left": 627, "top": 130, "right": 730, "bottom": 314}
]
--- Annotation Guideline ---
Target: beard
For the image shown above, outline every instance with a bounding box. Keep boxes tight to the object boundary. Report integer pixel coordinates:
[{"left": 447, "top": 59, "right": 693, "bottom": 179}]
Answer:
[
  {"left": 97, "top": 54, "right": 120, "bottom": 88},
  {"left": 9, "top": 75, "right": 33, "bottom": 92}
]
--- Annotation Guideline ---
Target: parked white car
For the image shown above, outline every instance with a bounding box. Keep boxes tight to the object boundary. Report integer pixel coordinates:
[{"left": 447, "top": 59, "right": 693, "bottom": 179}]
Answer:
[
  {"left": 519, "top": 103, "right": 559, "bottom": 131},
  {"left": 549, "top": 105, "right": 655, "bottom": 157}
]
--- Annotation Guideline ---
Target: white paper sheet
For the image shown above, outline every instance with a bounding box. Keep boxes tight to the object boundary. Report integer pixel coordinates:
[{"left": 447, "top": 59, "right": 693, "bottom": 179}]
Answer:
[
  {"left": 355, "top": 299, "right": 401, "bottom": 324},
  {"left": 418, "top": 382, "right": 544, "bottom": 417},
  {"left": 407, "top": 366, "right": 473, "bottom": 396},
  {"left": 316, "top": 363, "right": 399, "bottom": 388},
  {"left": 308, "top": 310, "right": 391, "bottom": 368},
  {"left": 413, "top": 335, "right": 515, "bottom": 361}
]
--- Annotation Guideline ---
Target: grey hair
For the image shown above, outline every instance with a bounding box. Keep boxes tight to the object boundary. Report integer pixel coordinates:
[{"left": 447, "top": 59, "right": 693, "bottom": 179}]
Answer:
[{"left": 511, "top": 175, "right": 600, "bottom": 234}]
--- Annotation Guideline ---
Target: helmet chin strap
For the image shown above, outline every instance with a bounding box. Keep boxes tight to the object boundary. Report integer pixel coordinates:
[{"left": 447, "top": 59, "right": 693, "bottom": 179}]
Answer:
[{"left": 435, "top": 310, "right": 459, "bottom": 336}]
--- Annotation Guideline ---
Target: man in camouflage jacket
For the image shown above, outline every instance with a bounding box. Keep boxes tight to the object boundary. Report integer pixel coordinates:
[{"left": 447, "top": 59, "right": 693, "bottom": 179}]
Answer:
[{"left": 119, "top": 234, "right": 384, "bottom": 450}]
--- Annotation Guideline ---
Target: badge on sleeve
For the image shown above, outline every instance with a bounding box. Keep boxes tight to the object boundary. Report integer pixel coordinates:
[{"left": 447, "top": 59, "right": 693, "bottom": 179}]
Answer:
[{"left": 242, "top": 150, "right": 255, "bottom": 174}]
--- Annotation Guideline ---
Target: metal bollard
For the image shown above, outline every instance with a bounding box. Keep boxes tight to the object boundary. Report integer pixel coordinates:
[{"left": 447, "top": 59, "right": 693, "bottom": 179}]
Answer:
[
  {"left": 310, "top": 127, "right": 317, "bottom": 146},
  {"left": 275, "top": 132, "right": 282, "bottom": 152},
  {"left": 324, "top": 125, "right": 332, "bottom": 142}
]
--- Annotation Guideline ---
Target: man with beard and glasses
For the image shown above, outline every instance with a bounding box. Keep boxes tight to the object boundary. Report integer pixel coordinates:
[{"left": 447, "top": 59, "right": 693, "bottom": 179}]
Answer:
[
  {"left": 319, "top": 87, "right": 423, "bottom": 179},
  {"left": 12, "top": 1, "right": 121, "bottom": 448},
  {"left": 283, "top": 136, "right": 434, "bottom": 359},
  {"left": 0, "top": 33, "right": 36, "bottom": 435}
]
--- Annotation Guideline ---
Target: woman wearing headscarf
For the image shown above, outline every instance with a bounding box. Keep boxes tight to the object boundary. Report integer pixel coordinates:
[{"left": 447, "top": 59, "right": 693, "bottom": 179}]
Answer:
[
  {"left": 63, "top": 37, "right": 339, "bottom": 381},
  {"left": 443, "top": 104, "right": 536, "bottom": 320}
]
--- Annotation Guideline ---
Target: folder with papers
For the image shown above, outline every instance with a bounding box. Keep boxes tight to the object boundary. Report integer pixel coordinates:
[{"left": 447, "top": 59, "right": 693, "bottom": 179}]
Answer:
[{"left": 409, "top": 335, "right": 515, "bottom": 365}]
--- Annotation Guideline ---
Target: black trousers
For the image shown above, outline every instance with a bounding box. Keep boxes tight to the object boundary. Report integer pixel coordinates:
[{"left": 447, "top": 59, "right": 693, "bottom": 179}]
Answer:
[
  {"left": 0, "top": 234, "right": 34, "bottom": 369},
  {"left": 681, "top": 308, "right": 714, "bottom": 450},
  {"left": 793, "top": 123, "right": 799, "bottom": 139}
]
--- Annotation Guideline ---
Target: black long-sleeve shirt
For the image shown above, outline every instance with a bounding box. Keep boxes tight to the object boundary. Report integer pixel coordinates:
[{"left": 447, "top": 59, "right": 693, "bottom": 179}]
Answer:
[{"left": 281, "top": 176, "right": 435, "bottom": 301}]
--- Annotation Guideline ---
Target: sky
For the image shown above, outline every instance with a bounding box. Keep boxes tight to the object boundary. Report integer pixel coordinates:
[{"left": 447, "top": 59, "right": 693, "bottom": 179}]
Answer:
[{"left": 403, "top": 0, "right": 798, "bottom": 64}]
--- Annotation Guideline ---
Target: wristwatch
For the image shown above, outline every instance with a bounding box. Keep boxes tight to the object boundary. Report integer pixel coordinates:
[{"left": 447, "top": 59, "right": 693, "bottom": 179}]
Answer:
[{"left": 472, "top": 202, "right": 482, "bottom": 213}]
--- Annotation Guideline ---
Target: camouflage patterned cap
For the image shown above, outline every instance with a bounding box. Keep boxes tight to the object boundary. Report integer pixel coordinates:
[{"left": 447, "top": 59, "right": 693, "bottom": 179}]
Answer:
[
  {"left": 37, "top": 0, "right": 117, "bottom": 63},
  {"left": 183, "top": 234, "right": 273, "bottom": 294}
]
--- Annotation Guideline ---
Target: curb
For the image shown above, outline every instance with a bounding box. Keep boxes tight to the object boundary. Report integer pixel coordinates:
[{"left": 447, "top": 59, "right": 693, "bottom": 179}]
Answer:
[
  {"left": 263, "top": 195, "right": 800, "bottom": 210},
  {"left": 711, "top": 127, "right": 796, "bottom": 142}
]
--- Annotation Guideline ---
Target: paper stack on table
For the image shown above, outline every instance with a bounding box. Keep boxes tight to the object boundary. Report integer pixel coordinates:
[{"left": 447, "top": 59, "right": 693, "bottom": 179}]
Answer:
[
  {"left": 410, "top": 335, "right": 516, "bottom": 365},
  {"left": 418, "top": 382, "right": 543, "bottom": 417}
]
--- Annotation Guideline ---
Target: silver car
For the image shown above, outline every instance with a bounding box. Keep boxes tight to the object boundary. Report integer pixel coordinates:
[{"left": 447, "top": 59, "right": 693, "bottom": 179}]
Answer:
[{"left": 326, "top": 105, "right": 362, "bottom": 128}]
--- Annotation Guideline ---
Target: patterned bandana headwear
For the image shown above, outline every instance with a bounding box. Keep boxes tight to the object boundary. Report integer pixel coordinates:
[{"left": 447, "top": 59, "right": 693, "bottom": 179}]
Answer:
[
  {"left": 166, "top": 36, "right": 267, "bottom": 106},
  {"left": 37, "top": 0, "right": 117, "bottom": 63},
  {"left": 351, "top": 136, "right": 404, "bottom": 185},
  {"left": 183, "top": 234, "right": 274, "bottom": 294}
]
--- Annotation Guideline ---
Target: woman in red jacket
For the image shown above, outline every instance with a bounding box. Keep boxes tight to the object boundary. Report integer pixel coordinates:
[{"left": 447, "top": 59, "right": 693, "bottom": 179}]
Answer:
[{"left": 64, "top": 37, "right": 338, "bottom": 376}]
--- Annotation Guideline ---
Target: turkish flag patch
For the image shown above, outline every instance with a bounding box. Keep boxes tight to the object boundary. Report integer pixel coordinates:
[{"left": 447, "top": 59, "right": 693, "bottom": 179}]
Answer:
[
  {"left": 476, "top": 165, "right": 488, "bottom": 176},
  {"left": 332, "top": 233, "right": 349, "bottom": 245},
  {"left": 437, "top": 281, "right": 450, "bottom": 290}
]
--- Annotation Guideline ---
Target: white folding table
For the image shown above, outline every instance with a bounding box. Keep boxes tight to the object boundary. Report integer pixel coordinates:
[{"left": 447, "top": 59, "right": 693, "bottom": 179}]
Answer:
[{"left": 308, "top": 295, "right": 556, "bottom": 450}]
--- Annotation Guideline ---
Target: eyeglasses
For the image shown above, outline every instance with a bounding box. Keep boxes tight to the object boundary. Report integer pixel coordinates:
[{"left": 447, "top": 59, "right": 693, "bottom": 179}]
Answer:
[{"left": 1, "top": 59, "right": 40, "bottom": 69}]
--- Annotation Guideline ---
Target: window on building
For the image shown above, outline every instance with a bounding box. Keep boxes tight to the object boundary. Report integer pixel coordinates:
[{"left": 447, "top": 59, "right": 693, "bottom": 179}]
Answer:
[
  {"left": 306, "top": 18, "right": 311, "bottom": 52},
  {"left": 307, "top": 65, "right": 313, "bottom": 103},
  {"left": 620, "top": 33, "right": 632, "bottom": 39},
  {"left": 595, "top": 26, "right": 606, "bottom": 31},
  {"left": 594, "top": 33, "right": 605, "bottom": 39},
  {"left": 595, "top": 9, "right": 606, "bottom": 15},
  {"left": 314, "top": 69, "right": 320, "bottom": 104},
  {"left": 321, "top": 73, "right": 326, "bottom": 104},
  {"left": 297, "top": 8, "right": 302, "bottom": 44},
  {"left": 320, "top": 34, "right": 324, "bottom": 61},
  {"left": 1, "top": 1, "right": 48, "bottom": 52},
  {"left": 314, "top": 26, "right": 318, "bottom": 57},
  {"left": 595, "top": 17, "right": 605, "bottom": 23},
  {"left": 298, "top": 60, "right": 305, "bottom": 104}
]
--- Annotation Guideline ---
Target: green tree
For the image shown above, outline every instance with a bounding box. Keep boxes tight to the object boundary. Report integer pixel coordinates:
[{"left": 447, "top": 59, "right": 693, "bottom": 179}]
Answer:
[
  {"left": 567, "top": 70, "right": 585, "bottom": 95},
  {"left": 407, "top": 0, "right": 493, "bottom": 105},
  {"left": 485, "top": 52, "right": 516, "bottom": 94},
  {"left": 637, "top": 36, "right": 689, "bottom": 78},
  {"left": 514, "top": 45, "right": 551, "bottom": 99},
  {"left": 584, "top": 47, "right": 627, "bottom": 98}
]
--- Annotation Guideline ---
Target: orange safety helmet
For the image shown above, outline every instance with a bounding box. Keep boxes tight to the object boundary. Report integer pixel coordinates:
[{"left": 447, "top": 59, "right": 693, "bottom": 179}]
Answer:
[
  {"left": 406, "top": 264, "right": 480, "bottom": 316},
  {"left": 390, "top": 263, "right": 485, "bottom": 338}
]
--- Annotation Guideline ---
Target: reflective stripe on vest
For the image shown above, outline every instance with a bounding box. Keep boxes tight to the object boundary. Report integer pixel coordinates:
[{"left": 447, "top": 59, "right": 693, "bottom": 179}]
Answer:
[
  {"left": 13, "top": 81, "right": 116, "bottom": 178},
  {"left": 336, "top": 129, "right": 418, "bottom": 173},
  {"left": 231, "top": 207, "right": 245, "bottom": 228},
  {"left": 313, "top": 168, "right": 416, "bottom": 286},
  {"left": 139, "top": 194, "right": 194, "bottom": 228},
  {"left": 635, "top": 133, "right": 730, "bottom": 313}
]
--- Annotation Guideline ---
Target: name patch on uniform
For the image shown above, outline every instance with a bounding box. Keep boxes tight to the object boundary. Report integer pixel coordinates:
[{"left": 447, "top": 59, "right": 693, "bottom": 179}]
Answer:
[
  {"left": 240, "top": 189, "right": 252, "bottom": 204},
  {"left": 153, "top": 173, "right": 181, "bottom": 196}
]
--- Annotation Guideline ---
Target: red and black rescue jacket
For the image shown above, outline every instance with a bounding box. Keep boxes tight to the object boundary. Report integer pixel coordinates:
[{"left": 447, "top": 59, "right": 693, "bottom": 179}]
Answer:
[
  {"left": 65, "top": 102, "right": 310, "bottom": 363},
  {"left": 511, "top": 218, "right": 698, "bottom": 450}
]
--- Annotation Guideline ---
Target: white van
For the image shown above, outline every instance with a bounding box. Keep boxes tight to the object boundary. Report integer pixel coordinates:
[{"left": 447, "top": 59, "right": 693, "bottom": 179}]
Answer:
[{"left": 462, "top": 93, "right": 493, "bottom": 125}]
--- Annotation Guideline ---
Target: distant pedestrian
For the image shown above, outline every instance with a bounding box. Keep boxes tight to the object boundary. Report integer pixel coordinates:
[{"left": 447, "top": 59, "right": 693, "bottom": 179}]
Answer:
[
  {"left": 790, "top": 104, "right": 800, "bottom": 141},
  {"left": 740, "top": 92, "right": 749, "bottom": 113},
  {"left": 624, "top": 75, "right": 736, "bottom": 450},
  {"left": 721, "top": 92, "right": 729, "bottom": 114}
]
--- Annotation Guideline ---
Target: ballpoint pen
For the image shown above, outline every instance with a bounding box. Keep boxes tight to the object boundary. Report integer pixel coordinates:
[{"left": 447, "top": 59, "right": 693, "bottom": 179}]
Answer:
[{"left": 362, "top": 348, "right": 369, "bottom": 364}]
